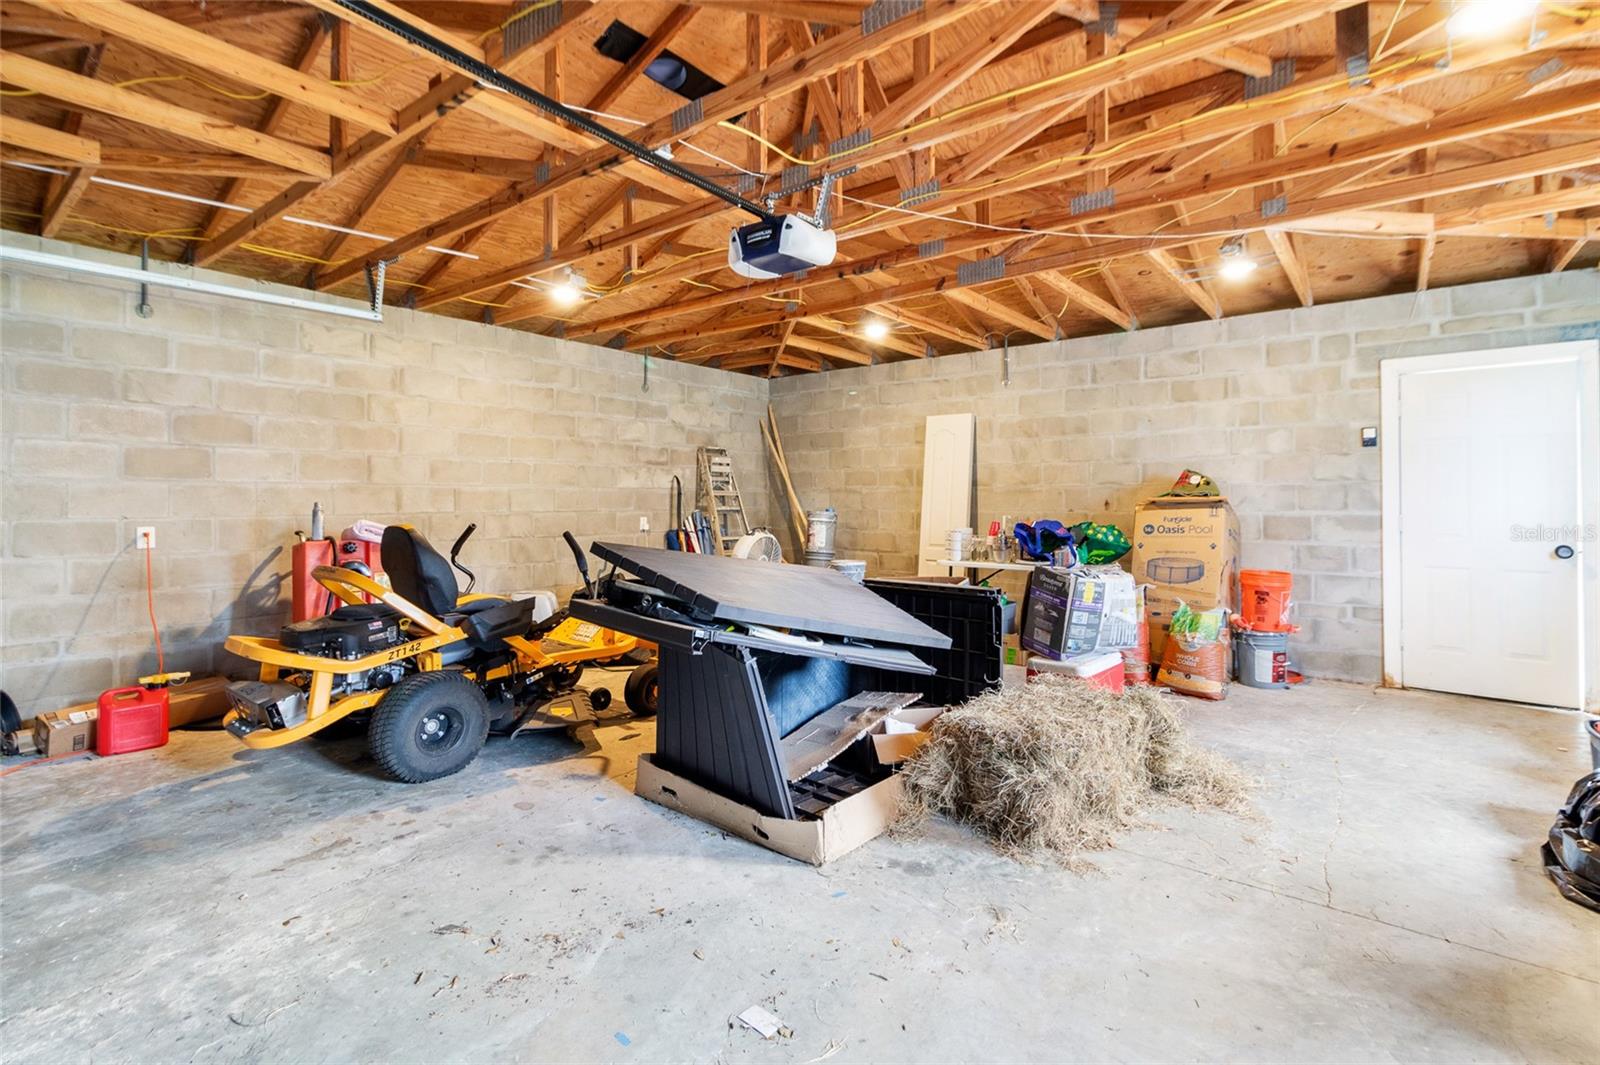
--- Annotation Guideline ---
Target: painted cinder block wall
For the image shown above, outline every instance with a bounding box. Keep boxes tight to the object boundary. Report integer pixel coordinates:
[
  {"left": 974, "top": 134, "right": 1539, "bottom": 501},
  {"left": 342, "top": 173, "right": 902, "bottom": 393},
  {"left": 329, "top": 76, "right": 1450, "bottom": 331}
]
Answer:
[
  {"left": 768, "top": 269, "right": 1599, "bottom": 683},
  {"left": 0, "top": 235, "right": 770, "bottom": 718}
]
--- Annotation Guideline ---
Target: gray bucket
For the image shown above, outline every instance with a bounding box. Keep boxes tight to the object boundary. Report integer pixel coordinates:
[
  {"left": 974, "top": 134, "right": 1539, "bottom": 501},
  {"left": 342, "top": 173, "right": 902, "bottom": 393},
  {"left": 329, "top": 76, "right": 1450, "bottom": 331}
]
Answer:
[
  {"left": 829, "top": 559, "right": 867, "bottom": 583},
  {"left": 804, "top": 508, "right": 838, "bottom": 568},
  {"left": 1234, "top": 629, "right": 1290, "bottom": 689},
  {"left": 1588, "top": 719, "right": 1600, "bottom": 773}
]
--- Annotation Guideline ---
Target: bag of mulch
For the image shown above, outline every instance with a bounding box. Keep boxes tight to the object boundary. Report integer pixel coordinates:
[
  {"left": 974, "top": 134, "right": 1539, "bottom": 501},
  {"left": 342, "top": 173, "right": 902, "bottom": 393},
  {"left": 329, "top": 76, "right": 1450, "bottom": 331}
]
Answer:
[
  {"left": 1156, "top": 602, "right": 1229, "bottom": 700},
  {"left": 1122, "top": 585, "right": 1151, "bottom": 685}
]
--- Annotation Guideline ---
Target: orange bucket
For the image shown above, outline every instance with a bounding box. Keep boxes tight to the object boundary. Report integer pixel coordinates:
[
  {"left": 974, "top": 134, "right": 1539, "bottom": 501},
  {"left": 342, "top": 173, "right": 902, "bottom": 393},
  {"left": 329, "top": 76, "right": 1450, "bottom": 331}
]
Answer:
[{"left": 1239, "top": 570, "right": 1294, "bottom": 631}]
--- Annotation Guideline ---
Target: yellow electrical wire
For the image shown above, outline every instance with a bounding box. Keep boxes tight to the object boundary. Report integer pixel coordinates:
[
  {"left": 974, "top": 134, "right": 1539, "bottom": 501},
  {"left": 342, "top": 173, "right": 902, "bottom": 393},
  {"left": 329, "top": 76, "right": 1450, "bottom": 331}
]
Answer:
[
  {"left": 715, "top": 0, "right": 1316, "bottom": 169},
  {"left": 1373, "top": 0, "right": 1408, "bottom": 61},
  {"left": 1, "top": 74, "right": 272, "bottom": 99}
]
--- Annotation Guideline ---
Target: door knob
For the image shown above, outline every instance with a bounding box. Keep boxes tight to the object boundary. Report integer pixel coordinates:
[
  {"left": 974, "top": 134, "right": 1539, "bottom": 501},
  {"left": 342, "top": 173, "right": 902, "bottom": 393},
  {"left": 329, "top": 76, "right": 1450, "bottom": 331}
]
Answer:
[{"left": 1554, "top": 544, "right": 1575, "bottom": 560}]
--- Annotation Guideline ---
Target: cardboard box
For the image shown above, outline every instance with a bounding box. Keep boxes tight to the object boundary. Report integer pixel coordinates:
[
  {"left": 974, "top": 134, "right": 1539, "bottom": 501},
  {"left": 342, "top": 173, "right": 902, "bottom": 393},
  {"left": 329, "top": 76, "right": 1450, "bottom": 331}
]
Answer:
[
  {"left": 1020, "top": 566, "right": 1139, "bottom": 660},
  {"left": 33, "top": 707, "right": 97, "bottom": 757},
  {"left": 635, "top": 754, "right": 901, "bottom": 865},
  {"left": 42, "top": 675, "right": 233, "bottom": 733},
  {"left": 869, "top": 705, "right": 944, "bottom": 765},
  {"left": 1129, "top": 496, "right": 1239, "bottom": 661},
  {"left": 1001, "top": 633, "right": 1026, "bottom": 666}
]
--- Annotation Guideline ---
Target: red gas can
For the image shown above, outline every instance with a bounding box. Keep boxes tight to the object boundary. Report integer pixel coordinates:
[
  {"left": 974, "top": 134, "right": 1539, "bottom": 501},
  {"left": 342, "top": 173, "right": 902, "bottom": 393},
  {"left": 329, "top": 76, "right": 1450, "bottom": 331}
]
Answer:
[{"left": 96, "top": 685, "right": 170, "bottom": 756}]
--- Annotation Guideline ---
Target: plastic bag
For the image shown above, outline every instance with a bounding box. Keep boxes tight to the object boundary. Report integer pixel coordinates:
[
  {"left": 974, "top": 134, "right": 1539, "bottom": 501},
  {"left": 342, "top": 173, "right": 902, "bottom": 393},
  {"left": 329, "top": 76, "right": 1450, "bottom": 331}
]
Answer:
[
  {"left": 1067, "top": 521, "right": 1131, "bottom": 565},
  {"left": 1014, "top": 520, "right": 1075, "bottom": 563},
  {"left": 1543, "top": 770, "right": 1600, "bottom": 913},
  {"left": 1156, "top": 602, "right": 1230, "bottom": 700}
]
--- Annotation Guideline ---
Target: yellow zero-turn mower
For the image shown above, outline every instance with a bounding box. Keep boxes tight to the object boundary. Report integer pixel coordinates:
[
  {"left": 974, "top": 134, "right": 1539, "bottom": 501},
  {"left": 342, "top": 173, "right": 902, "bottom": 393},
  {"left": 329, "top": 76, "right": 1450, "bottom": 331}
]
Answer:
[{"left": 223, "top": 525, "right": 659, "bottom": 782}]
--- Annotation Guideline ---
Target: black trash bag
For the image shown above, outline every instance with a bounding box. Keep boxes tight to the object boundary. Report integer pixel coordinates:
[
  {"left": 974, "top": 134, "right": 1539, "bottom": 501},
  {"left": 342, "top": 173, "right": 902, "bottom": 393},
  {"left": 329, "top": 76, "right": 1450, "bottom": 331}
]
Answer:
[{"left": 1542, "top": 770, "right": 1600, "bottom": 914}]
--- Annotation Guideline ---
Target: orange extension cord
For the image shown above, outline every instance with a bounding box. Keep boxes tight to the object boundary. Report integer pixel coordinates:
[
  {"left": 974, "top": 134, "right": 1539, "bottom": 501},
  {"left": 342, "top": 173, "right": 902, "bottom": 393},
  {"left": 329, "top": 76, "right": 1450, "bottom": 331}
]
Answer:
[{"left": 144, "top": 531, "right": 164, "bottom": 676}]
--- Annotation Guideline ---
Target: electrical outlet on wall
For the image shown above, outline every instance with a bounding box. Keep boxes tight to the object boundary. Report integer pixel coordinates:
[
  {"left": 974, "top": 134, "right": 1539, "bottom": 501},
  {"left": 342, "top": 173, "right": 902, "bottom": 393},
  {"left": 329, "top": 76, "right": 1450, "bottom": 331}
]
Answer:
[
  {"left": 136, "top": 526, "right": 156, "bottom": 550},
  {"left": 638, "top": 515, "right": 651, "bottom": 532}
]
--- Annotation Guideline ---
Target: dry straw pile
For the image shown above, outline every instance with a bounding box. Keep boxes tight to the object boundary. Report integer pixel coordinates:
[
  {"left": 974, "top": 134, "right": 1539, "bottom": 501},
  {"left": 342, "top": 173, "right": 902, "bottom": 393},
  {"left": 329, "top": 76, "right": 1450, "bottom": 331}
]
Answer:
[{"left": 899, "top": 676, "right": 1251, "bottom": 860}]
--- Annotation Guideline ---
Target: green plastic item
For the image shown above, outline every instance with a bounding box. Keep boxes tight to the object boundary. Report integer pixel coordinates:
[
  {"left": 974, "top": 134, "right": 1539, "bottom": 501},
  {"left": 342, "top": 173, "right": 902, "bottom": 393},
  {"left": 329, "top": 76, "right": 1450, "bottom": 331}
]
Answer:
[
  {"left": 1068, "top": 521, "right": 1131, "bottom": 564},
  {"left": 1168, "top": 602, "right": 1227, "bottom": 643}
]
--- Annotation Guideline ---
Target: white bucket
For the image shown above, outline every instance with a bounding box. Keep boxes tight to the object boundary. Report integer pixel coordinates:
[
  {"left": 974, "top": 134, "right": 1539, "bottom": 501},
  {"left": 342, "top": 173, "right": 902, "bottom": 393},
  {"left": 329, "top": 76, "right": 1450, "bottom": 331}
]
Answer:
[{"left": 829, "top": 559, "right": 867, "bottom": 583}]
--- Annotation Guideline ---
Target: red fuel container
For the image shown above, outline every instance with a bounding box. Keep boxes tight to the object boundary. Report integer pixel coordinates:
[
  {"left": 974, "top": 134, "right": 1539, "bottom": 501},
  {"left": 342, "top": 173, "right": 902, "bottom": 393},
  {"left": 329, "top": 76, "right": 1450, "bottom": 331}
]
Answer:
[{"left": 96, "top": 685, "right": 170, "bottom": 756}]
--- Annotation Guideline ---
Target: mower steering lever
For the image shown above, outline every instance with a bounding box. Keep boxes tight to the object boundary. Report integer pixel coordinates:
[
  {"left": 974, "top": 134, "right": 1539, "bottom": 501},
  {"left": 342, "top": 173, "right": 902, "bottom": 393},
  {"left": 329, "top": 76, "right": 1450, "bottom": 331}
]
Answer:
[{"left": 450, "top": 523, "right": 478, "bottom": 593}]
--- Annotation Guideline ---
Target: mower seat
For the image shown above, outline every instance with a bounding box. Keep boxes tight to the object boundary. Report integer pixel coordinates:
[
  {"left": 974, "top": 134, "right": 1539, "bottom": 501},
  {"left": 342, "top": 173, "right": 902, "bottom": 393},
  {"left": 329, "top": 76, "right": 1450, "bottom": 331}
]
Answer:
[
  {"left": 460, "top": 597, "right": 540, "bottom": 651},
  {"left": 380, "top": 524, "right": 462, "bottom": 618}
]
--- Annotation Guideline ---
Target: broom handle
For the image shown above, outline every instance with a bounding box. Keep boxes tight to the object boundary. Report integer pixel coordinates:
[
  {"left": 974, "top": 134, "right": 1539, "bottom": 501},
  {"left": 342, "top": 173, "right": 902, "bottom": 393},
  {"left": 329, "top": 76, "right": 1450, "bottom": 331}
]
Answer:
[{"left": 761, "top": 416, "right": 808, "bottom": 551}]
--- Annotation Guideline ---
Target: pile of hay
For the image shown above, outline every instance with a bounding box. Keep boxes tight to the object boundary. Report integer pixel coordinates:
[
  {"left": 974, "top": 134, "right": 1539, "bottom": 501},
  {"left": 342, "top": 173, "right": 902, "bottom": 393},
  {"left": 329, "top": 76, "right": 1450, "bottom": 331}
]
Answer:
[{"left": 899, "top": 676, "right": 1251, "bottom": 860}]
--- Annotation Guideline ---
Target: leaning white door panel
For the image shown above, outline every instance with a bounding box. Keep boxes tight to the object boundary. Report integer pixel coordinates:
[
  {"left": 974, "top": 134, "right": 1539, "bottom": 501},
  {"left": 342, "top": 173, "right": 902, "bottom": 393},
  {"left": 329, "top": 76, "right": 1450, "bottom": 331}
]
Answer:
[
  {"left": 1397, "top": 358, "right": 1582, "bottom": 706},
  {"left": 917, "top": 413, "right": 975, "bottom": 576}
]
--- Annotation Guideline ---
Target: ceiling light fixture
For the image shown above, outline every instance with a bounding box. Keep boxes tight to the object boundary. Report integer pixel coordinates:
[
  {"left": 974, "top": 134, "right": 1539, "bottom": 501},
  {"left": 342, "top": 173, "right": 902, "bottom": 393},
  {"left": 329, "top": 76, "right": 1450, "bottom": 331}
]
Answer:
[
  {"left": 1218, "top": 238, "right": 1258, "bottom": 281},
  {"left": 549, "top": 271, "right": 585, "bottom": 306},
  {"left": 1447, "top": 0, "right": 1540, "bottom": 37},
  {"left": 863, "top": 318, "right": 890, "bottom": 341}
]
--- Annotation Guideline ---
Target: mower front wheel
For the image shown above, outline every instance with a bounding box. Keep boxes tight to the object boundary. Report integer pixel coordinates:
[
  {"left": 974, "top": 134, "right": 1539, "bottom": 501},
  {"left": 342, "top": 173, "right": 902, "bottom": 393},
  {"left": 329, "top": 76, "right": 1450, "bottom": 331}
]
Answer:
[
  {"left": 369, "top": 672, "right": 490, "bottom": 783},
  {"left": 624, "top": 663, "right": 660, "bottom": 717}
]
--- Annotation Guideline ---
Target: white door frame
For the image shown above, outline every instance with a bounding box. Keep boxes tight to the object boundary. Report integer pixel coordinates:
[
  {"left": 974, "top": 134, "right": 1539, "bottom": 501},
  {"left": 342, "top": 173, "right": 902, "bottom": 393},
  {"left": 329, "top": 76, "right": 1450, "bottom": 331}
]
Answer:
[{"left": 1380, "top": 339, "right": 1600, "bottom": 711}]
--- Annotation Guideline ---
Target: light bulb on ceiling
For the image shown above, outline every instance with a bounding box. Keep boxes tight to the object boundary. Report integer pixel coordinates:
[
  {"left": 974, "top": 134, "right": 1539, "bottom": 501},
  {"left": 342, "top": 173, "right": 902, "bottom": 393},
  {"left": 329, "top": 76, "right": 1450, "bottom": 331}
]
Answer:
[
  {"left": 863, "top": 318, "right": 890, "bottom": 341},
  {"left": 549, "top": 271, "right": 584, "bottom": 306},
  {"left": 1447, "top": 0, "right": 1539, "bottom": 37},
  {"left": 1218, "top": 238, "right": 1258, "bottom": 282}
]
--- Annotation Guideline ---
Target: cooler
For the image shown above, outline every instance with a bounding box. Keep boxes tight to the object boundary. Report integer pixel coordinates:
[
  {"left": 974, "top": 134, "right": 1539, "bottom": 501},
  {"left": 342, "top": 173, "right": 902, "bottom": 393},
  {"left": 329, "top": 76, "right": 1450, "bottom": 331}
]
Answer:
[{"left": 1027, "top": 651, "right": 1126, "bottom": 692}]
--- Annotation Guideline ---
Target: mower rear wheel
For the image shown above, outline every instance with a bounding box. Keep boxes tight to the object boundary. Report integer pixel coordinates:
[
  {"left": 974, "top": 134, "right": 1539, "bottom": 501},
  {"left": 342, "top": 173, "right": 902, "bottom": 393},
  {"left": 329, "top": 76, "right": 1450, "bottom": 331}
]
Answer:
[
  {"left": 624, "top": 663, "right": 660, "bottom": 716},
  {"left": 368, "top": 672, "right": 490, "bottom": 783}
]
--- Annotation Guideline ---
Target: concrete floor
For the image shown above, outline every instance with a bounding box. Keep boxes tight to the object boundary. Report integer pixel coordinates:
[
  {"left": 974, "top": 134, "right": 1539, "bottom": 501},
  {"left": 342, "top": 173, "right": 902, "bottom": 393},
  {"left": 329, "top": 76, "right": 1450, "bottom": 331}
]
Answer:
[{"left": 1, "top": 676, "right": 1595, "bottom": 1064}]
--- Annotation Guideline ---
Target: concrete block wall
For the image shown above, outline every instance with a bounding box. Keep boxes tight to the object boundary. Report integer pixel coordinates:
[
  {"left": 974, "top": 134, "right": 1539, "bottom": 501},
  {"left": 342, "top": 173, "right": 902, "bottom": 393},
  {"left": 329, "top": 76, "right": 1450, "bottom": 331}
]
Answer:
[
  {"left": 769, "top": 270, "right": 1599, "bottom": 683},
  {"left": 1, "top": 235, "right": 770, "bottom": 718}
]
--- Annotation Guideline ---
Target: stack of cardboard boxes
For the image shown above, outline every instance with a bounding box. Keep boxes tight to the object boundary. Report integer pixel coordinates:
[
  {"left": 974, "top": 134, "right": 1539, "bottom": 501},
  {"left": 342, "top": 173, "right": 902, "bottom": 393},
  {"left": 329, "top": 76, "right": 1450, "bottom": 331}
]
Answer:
[{"left": 1128, "top": 495, "right": 1240, "bottom": 666}]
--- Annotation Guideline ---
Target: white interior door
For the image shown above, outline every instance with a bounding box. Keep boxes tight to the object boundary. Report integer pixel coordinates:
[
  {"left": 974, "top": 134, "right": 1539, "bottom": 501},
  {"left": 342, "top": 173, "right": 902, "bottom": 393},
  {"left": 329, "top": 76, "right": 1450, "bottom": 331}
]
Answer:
[
  {"left": 917, "top": 413, "right": 975, "bottom": 576},
  {"left": 1396, "top": 357, "right": 1584, "bottom": 707}
]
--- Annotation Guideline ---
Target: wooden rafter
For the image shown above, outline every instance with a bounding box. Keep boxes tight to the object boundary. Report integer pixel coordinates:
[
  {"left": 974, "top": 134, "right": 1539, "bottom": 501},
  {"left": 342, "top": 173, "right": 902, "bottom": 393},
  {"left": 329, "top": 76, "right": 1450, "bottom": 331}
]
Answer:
[
  {"left": 308, "top": 138, "right": 424, "bottom": 285},
  {"left": 946, "top": 286, "right": 1055, "bottom": 340},
  {"left": 587, "top": 5, "right": 698, "bottom": 115},
  {"left": 200, "top": 18, "right": 330, "bottom": 240},
  {"left": 0, "top": 50, "right": 330, "bottom": 176},
  {"left": 783, "top": 332, "right": 875, "bottom": 366},
  {"left": 38, "top": 43, "right": 104, "bottom": 240},
  {"left": 1031, "top": 269, "right": 1132, "bottom": 331},
  {"left": 191, "top": 0, "right": 600, "bottom": 267},
  {"left": 577, "top": 68, "right": 1600, "bottom": 340},
  {"left": 1147, "top": 247, "right": 1221, "bottom": 319},
  {"left": 385, "top": 0, "right": 981, "bottom": 303},
  {"left": 1013, "top": 277, "right": 1064, "bottom": 338},
  {"left": 804, "top": 313, "right": 927, "bottom": 359},
  {"left": 0, "top": 112, "right": 98, "bottom": 165},
  {"left": 27, "top": 0, "right": 394, "bottom": 134},
  {"left": 632, "top": 138, "right": 1600, "bottom": 349}
]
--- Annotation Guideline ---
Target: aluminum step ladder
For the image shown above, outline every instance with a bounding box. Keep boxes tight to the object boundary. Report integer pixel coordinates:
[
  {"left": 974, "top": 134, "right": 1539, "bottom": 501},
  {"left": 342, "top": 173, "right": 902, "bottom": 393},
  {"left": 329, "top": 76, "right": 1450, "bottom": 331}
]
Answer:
[{"left": 697, "top": 446, "right": 751, "bottom": 555}]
